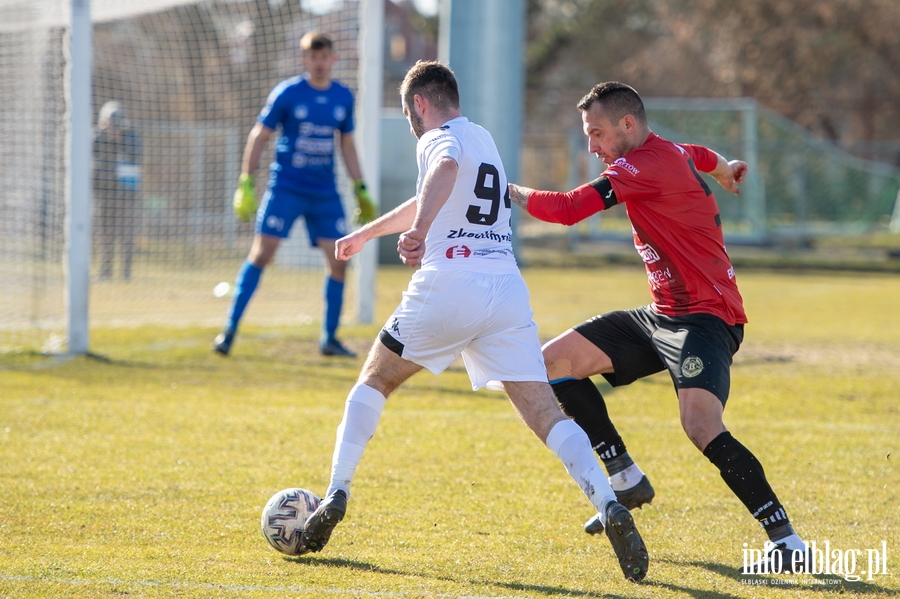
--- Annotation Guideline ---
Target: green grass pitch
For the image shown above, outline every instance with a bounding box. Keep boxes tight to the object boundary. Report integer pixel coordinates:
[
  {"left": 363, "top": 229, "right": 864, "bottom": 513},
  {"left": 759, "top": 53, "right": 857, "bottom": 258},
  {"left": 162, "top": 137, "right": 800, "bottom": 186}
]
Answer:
[{"left": 1, "top": 266, "right": 898, "bottom": 598}]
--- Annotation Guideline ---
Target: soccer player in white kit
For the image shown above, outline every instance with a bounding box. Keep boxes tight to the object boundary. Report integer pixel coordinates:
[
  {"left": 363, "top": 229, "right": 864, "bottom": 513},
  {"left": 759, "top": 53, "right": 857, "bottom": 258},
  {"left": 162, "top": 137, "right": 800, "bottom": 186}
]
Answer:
[{"left": 300, "top": 61, "right": 649, "bottom": 582}]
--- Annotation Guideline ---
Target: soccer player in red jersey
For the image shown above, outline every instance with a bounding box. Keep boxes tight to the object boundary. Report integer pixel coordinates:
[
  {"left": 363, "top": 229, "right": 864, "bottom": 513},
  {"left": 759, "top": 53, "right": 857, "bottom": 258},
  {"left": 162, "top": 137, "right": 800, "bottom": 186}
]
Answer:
[{"left": 509, "top": 82, "right": 806, "bottom": 574}]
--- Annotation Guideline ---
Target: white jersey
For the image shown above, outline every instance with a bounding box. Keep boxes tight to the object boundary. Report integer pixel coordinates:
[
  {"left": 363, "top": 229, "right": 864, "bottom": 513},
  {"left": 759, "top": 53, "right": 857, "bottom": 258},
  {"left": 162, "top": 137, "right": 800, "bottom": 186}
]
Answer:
[{"left": 416, "top": 116, "right": 518, "bottom": 274}]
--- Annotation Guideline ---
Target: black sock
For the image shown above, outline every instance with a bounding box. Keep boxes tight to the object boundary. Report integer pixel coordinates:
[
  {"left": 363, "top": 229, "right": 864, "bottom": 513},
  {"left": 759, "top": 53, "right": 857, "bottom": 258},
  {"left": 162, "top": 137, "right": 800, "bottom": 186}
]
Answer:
[
  {"left": 550, "top": 378, "right": 631, "bottom": 473},
  {"left": 703, "top": 431, "right": 790, "bottom": 537}
]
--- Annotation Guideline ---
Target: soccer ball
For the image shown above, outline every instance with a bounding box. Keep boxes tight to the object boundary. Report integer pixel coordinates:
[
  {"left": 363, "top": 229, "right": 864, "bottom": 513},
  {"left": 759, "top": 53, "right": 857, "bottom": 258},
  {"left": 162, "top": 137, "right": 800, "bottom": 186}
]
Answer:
[{"left": 260, "top": 488, "right": 321, "bottom": 555}]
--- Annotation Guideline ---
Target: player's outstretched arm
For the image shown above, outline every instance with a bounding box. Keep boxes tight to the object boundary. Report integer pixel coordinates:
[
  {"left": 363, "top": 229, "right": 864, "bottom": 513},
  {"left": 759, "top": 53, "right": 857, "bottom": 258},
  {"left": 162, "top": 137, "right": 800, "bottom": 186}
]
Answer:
[
  {"left": 508, "top": 183, "right": 535, "bottom": 212},
  {"left": 708, "top": 153, "right": 748, "bottom": 195},
  {"left": 508, "top": 181, "right": 609, "bottom": 226},
  {"left": 335, "top": 197, "right": 417, "bottom": 261}
]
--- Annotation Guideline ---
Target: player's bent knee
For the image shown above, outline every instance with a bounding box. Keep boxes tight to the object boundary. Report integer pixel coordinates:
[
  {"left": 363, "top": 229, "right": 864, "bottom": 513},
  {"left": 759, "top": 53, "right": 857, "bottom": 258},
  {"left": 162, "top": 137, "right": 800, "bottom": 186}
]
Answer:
[
  {"left": 544, "top": 358, "right": 574, "bottom": 382},
  {"left": 542, "top": 329, "right": 611, "bottom": 380},
  {"left": 357, "top": 364, "right": 398, "bottom": 398},
  {"left": 679, "top": 403, "right": 726, "bottom": 451}
]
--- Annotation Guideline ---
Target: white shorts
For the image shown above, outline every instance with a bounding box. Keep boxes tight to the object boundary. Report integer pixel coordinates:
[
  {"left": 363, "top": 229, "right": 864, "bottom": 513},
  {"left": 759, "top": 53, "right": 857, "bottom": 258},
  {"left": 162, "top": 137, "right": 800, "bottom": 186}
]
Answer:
[{"left": 380, "top": 268, "right": 548, "bottom": 390}]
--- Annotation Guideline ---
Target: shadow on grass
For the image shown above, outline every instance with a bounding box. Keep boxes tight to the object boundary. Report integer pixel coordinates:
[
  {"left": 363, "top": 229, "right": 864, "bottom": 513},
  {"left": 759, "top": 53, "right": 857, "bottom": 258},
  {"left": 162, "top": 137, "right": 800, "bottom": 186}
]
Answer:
[
  {"left": 732, "top": 355, "right": 795, "bottom": 367},
  {"left": 80, "top": 349, "right": 351, "bottom": 380},
  {"left": 678, "top": 558, "right": 893, "bottom": 596},
  {"left": 0, "top": 351, "right": 165, "bottom": 371},
  {"left": 291, "top": 556, "right": 634, "bottom": 598},
  {"left": 640, "top": 579, "right": 742, "bottom": 599},
  {"left": 80, "top": 352, "right": 226, "bottom": 372},
  {"left": 0, "top": 351, "right": 74, "bottom": 371}
]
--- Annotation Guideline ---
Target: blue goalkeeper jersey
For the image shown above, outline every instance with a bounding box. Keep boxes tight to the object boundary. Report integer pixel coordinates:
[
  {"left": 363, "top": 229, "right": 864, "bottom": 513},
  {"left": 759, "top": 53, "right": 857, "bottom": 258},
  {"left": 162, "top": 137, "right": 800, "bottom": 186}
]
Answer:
[{"left": 259, "top": 73, "right": 355, "bottom": 196}]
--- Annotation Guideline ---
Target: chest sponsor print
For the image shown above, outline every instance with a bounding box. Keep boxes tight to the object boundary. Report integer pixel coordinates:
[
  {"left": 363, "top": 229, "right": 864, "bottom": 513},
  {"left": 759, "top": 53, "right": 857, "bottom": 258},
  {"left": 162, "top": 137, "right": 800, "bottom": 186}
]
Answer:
[
  {"left": 612, "top": 157, "right": 640, "bottom": 176},
  {"left": 445, "top": 245, "right": 472, "bottom": 258}
]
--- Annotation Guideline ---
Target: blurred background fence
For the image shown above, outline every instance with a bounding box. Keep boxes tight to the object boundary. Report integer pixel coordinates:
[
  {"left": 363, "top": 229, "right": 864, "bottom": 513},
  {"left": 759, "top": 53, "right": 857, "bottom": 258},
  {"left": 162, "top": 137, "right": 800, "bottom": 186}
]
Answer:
[
  {"left": 521, "top": 98, "right": 900, "bottom": 249},
  {"left": 3, "top": 0, "right": 900, "bottom": 354},
  {"left": 0, "top": 0, "right": 369, "bottom": 353}
]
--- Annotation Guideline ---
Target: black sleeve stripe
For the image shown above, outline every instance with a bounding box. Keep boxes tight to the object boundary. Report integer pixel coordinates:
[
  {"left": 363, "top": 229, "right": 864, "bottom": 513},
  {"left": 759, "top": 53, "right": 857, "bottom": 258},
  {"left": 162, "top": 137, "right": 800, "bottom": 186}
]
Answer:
[
  {"left": 379, "top": 328, "right": 404, "bottom": 357},
  {"left": 587, "top": 176, "right": 618, "bottom": 209},
  {"left": 714, "top": 213, "right": 722, "bottom": 227}
]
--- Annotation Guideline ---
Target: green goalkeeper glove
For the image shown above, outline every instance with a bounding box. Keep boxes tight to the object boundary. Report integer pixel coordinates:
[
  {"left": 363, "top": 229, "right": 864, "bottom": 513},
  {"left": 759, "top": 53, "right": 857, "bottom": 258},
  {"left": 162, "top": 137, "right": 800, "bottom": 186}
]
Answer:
[
  {"left": 353, "top": 179, "right": 377, "bottom": 225},
  {"left": 233, "top": 174, "right": 258, "bottom": 223}
]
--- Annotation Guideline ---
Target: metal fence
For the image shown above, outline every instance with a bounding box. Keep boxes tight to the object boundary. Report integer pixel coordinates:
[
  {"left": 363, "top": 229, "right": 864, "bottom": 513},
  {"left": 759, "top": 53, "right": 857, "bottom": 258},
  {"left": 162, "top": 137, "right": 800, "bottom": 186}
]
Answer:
[{"left": 521, "top": 97, "right": 900, "bottom": 247}]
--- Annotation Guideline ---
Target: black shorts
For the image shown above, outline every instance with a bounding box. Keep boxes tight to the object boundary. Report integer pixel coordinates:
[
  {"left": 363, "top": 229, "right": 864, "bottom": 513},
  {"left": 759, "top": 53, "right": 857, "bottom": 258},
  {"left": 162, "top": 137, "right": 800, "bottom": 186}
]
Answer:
[{"left": 573, "top": 305, "right": 744, "bottom": 405}]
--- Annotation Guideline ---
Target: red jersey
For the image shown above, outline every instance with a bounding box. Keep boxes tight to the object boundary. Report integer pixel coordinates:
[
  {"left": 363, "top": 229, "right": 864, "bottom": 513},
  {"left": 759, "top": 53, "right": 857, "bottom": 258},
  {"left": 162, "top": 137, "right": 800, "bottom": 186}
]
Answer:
[{"left": 527, "top": 132, "right": 747, "bottom": 325}]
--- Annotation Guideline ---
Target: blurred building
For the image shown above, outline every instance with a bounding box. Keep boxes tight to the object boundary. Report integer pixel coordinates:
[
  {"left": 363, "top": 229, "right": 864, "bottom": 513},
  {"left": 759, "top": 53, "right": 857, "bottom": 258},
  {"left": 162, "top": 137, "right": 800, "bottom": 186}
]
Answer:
[{"left": 383, "top": 0, "right": 438, "bottom": 109}]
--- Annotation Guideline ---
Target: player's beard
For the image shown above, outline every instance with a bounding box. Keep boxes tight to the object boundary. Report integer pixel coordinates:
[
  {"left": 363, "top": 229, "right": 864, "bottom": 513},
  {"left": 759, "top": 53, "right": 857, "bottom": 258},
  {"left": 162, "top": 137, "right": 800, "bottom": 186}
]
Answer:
[
  {"left": 609, "top": 130, "right": 631, "bottom": 162},
  {"left": 409, "top": 109, "right": 426, "bottom": 138}
]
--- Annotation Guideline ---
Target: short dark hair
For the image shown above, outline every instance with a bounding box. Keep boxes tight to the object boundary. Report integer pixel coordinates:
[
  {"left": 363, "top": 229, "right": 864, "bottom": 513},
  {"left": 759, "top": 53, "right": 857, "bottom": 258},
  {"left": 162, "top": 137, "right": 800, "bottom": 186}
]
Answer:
[
  {"left": 577, "top": 82, "right": 646, "bottom": 124},
  {"left": 400, "top": 60, "right": 460, "bottom": 113},
  {"left": 300, "top": 31, "right": 333, "bottom": 53}
]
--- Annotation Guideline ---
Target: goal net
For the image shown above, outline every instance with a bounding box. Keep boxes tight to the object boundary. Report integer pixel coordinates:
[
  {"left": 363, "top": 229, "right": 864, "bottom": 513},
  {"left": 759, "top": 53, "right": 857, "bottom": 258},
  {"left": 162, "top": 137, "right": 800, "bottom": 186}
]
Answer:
[{"left": 1, "top": 0, "right": 377, "bottom": 353}]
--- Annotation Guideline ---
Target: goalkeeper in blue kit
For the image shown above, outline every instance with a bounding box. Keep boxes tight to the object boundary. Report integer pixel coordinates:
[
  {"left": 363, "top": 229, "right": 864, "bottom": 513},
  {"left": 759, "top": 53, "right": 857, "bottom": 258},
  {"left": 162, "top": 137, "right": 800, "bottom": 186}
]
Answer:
[{"left": 216, "top": 31, "right": 377, "bottom": 357}]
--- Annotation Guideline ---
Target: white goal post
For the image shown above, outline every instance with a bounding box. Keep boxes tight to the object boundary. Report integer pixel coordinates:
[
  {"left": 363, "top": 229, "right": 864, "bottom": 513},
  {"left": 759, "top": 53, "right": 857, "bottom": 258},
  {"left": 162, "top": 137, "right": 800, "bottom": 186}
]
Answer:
[{"left": 67, "top": 0, "right": 92, "bottom": 354}]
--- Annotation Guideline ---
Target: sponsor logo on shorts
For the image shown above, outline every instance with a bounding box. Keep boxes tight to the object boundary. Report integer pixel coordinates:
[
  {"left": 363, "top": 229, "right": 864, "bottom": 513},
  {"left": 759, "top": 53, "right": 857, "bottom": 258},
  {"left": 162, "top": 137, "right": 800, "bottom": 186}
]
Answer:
[
  {"left": 681, "top": 356, "right": 704, "bottom": 378},
  {"left": 389, "top": 317, "right": 400, "bottom": 336},
  {"left": 336, "top": 217, "right": 347, "bottom": 235},
  {"left": 266, "top": 215, "right": 284, "bottom": 232},
  {"left": 445, "top": 245, "right": 471, "bottom": 258}
]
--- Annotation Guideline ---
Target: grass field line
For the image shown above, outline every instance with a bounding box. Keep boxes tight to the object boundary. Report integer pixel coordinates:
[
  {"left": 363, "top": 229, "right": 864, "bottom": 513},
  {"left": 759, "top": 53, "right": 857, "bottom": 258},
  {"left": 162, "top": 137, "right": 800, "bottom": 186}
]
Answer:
[{"left": 0, "top": 574, "right": 521, "bottom": 599}]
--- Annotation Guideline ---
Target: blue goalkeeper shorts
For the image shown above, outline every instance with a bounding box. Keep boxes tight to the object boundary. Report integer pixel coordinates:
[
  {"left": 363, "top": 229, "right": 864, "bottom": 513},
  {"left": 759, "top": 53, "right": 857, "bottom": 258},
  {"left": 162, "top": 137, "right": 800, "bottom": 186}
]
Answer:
[{"left": 255, "top": 187, "right": 347, "bottom": 245}]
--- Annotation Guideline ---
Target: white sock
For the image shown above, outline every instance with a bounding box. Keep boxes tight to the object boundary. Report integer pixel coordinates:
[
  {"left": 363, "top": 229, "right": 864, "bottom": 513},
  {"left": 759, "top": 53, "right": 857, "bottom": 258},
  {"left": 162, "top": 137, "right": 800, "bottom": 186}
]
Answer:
[
  {"left": 777, "top": 533, "right": 807, "bottom": 553},
  {"left": 546, "top": 419, "right": 618, "bottom": 526},
  {"left": 609, "top": 463, "right": 645, "bottom": 491},
  {"left": 325, "top": 383, "right": 386, "bottom": 499}
]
